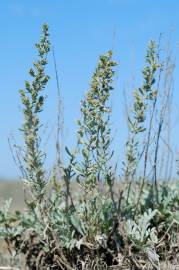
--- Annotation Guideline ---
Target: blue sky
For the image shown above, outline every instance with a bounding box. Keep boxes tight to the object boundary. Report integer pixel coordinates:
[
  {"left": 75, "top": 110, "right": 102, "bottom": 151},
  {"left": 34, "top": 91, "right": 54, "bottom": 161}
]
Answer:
[{"left": 1, "top": 0, "right": 179, "bottom": 179}]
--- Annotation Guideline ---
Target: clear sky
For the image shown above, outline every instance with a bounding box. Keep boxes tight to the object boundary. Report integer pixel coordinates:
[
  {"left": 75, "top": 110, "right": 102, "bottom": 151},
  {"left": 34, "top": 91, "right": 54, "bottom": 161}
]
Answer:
[{"left": 1, "top": 0, "right": 179, "bottom": 179}]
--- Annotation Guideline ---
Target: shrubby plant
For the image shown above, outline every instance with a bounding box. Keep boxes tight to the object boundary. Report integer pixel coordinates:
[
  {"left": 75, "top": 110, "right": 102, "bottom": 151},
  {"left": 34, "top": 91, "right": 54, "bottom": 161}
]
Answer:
[{"left": 0, "top": 24, "right": 179, "bottom": 270}]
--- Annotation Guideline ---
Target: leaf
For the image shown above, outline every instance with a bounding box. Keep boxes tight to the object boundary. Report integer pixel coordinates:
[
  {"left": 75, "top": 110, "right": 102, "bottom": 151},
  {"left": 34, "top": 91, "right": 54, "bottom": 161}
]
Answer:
[{"left": 70, "top": 214, "right": 85, "bottom": 236}]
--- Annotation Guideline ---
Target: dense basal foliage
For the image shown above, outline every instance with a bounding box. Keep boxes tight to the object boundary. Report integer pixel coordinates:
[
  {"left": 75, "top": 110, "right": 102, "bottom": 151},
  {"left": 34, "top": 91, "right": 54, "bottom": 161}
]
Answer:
[{"left": 0, "top": 24, "right": 179, "bottom": 270}]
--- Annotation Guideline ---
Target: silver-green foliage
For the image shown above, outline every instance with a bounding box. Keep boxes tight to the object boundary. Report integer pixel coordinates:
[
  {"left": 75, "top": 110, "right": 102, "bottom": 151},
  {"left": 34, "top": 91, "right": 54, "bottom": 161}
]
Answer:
[
  {"left": 124, "top": 41, "right": 161, "bottom": 180},
  {"left": 75, "top": 51, "right": 117, "bottom": 190},
  {"left": 19, "top": 24, "right": 51, "bottom": 204},
  {"left": 126, "top": 209, "right": 159, "bottom": 248}
]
